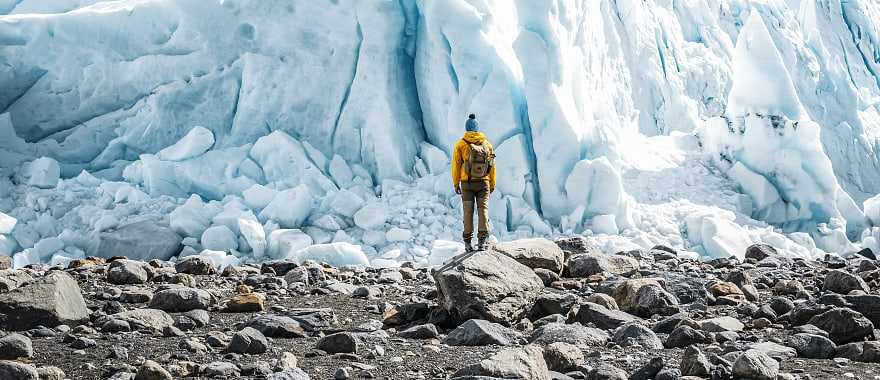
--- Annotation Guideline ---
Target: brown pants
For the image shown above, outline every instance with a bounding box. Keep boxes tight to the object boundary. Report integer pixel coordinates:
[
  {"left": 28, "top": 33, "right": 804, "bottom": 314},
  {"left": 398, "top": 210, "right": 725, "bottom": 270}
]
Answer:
[{"left": 460, "top": 180, "right": 490, "bottom": 240}]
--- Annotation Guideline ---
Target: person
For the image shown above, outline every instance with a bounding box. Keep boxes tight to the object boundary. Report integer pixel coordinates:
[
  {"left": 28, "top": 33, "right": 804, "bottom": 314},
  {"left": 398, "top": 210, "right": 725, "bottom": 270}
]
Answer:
[{"left": 452, "top": 114, "right": 496, "bottom": 252}]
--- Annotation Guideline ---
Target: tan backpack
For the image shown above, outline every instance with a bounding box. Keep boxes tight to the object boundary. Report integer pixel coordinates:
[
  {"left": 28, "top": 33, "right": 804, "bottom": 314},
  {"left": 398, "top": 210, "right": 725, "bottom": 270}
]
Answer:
[{"left": 464, "top": 142, "right": 495, "bottom": 179}]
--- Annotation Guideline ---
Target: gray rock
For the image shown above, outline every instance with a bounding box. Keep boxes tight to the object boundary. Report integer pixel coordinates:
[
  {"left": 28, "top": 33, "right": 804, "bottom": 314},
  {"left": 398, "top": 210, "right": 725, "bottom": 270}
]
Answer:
[
  {"left": 630, "top": 357, "right": 664, "bottom": 380},
  {"left": 134, "top": 360, "right": 172, "bottom": 380},
  {"left": 749, "top": 341, "right": 797, "bottom": 360},
  {"left": 585, "top": 293, "right": 618, "bottom": 310},
  {"left": 680, "top": 346, "right": 710, "bottom": 377},
  {"left": 107, "top": 259, "right": 149, "bottom": 285},
  {"left": 0, "top": 361, "right": 38, "bottom": 380},
  {"left": 0, "top": 333, "right": 32, "bottom": 359},
  {"left": 453, "top": 345, "right": 550, "bottom": 380},
  {"left": 95, "top": 221, "right": 182, "bottom": 261},
  {"left": 586, "top": 364, "right": 628, "bottom": 380},
  {"left": 444, "top": 319, "right": 523, "bottom": 346},
  {"left": 433, "top": 250, "right": 543, "bottom": 324},
  {"left": 572, "top": 302, "right": 639, "bottom": 330},
  {"left": 184, "top": 309, "right": 211, "bottom": 327},
  {"left": 112, "top": 309, "right": 174, "bottom": 332},
  {"left": 398, "top": 323, "right": 439, "bottom": 339},
  {"left": 732, "top": 349, "right": 779, "bottom": 380},
  {"left": 699, "top": 316, "right": 745, "bottom": 333},
  {"left": 567, "top": 253, "right": 638, "bottom": 277},
  {"left": 493, "top": 238, "right": 565, "bottom": 273},
  {"left": 619, "top": 282, "right": 679, "bottom": 317},
  {"left": 267, "top": 368, "right": 311, "bottom": 380},
  {"left": 534, "top": 268, "right": 560, "bottom": 286},
  {"left": 226, "top": 327, "right": 269, "bottom": 354},
  {"left": 149, "top": 287, "right": 212, "bottom": 312},
  {"left": 786, "top": 333, "right": 836, "bottom": 359},
  {"left": 823, "top": 270, "right": 870, "bottom": 294},
  {"left": 654, "top": 368, "right": 681, "bottom": 380},
  {"left": 316, "top": 332, "right": 360, "bottom": 354},
  {"left": 101, "top": 318, "right": 131, "bottom": 333},
  {"left": 70, "top": 336, "right": 97, "bottom": 349},
  {"left": 119, "top": 289, "right": 153, "bottom": 304},
  {"left": 835, "top": 341, "right": 880, "bottom": 363},
  {"left": 809, "top": 307, "right": 875, "bottom": 344},
  {"left": 543, "top": 342, "right": 584, "bottom": 372},
  {"left": 243, "top": 314, "right": 306, "bottom": 338},
  {"left": 529, "top": 322, "right": 609, "bottom": 347},
  {"left": 202, "top": 361, "right": 240, "bottom": 377},
  {"left": 36, "top": 366, "right": 65, "bottom": 380},
  {"left": 0, "top": 270, "right": 33, "bottom": 293},
  {"left": 0, "top": 271, "right": 89, "bottom": 330},
  {"left": 612, "top": 323, "right": 662, "bottom": 349},
  {"left": 175, "top": 256, "right": 216, "bottom": 275}
]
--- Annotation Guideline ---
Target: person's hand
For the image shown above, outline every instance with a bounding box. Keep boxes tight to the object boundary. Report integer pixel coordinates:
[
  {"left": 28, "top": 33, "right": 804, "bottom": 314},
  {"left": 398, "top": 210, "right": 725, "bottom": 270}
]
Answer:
[{"left": 455, "top": 185, "right": 462, "bottom": 194}]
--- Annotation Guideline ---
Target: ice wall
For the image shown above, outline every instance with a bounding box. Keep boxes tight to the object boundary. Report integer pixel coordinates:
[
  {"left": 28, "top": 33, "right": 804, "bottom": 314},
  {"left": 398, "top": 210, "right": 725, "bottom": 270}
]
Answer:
[{"left": 2, "top": 0, "right": 880, "bottom": 265}]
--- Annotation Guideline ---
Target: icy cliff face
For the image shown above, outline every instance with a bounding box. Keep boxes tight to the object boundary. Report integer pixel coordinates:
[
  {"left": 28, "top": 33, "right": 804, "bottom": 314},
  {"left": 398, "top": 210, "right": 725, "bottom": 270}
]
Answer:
[{"left": 2, "top": 0, "right": 880, "bottom": 267}]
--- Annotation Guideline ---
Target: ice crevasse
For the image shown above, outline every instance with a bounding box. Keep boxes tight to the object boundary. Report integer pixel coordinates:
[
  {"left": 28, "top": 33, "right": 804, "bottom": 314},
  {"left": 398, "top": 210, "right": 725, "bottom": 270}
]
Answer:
[{"left": 1, "top": 0, "right": 880, "bottom": 268}]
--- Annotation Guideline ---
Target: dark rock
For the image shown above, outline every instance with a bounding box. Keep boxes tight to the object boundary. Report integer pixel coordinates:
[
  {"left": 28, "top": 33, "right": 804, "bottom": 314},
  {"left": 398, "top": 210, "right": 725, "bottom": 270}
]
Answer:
[
  {"left": 835, "top": 341, "right": 880, "bottom": 363},
  {"left": 629, "top": 357, "right": 663, "bottom": 380},
  {"left": 745, "top": 244, "right": 777, "bottom": 261},
  {"left": 808, "top": 307, "right": 874, "bottom": 344},
  {"left": 823, "top": 269, "right": 870, "bottom": 294},
  {"left": 786, "top": 333, "right": 836, "bottom": 359},
  {"left": 680, "top": 346, "right": 710, "bottom": 377},
  {"left": 316, "top": 332, "right": 360, "bottom": 354},
  {"left": 226, "top": 327, "right": 269, "bottom": 354},
  {"left": 571, "top": 302, "right": 639, "bottom": 330},
  {"left": 530, "top": 293, "right": 580, "bottom": 320},
  {"left": 664, "top": 325, "right": 711, "bottom": 348},
  {"left": 175, "top": 256, "right": 216, "bottom": 275},
  {"left": 398, "top": 323, "right": 439, "bottom": 339},
  {"left": 261, "top": 259, "right": 300, "bottom": 276}
]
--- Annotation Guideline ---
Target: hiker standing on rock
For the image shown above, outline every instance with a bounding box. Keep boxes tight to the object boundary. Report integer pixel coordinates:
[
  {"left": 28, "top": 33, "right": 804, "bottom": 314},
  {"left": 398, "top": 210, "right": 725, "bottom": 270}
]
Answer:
[{"left": 452, "top": 114, "right": 496, "bottom": 252}]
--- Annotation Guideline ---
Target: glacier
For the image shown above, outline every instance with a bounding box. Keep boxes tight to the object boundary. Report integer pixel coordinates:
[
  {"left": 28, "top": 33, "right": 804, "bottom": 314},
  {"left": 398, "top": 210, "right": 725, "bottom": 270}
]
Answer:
[{"left": 1, "top": 0, "right": 880, "bottom": 268}]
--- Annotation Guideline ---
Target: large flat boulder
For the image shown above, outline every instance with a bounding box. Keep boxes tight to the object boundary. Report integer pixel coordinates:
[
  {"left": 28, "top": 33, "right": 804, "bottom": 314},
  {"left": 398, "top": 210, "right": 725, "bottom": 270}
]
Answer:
[
  {"left": 94, "top": 221, "right": 182, "bottom": 261},
  {"left": 453, "top": 345, "right": 550, "bottom": 380},
  {"left": 0, "top": 272, "right": 89, "bottom": 330},
  {"left": 433, "top": 250, "right": 543, "bottom": 324},
  {"left": 492, "top": 238, "right": 565, "bottom": 273}
]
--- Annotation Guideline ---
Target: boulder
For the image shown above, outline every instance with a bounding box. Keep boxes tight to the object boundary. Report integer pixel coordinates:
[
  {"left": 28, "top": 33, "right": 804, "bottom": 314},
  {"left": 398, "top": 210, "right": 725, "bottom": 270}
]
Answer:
[
  {"left": 786, "top": 333, "right": 836, "bottom": 359},
  {"left": 224, "top": 293, "right": 265, "bottom": 312},
  {"left": 665, "top": 325, "right": 711, "bottom": 348},
  {"left": 316, "top": 332, "right": 360, "bottom": 354},
  {"left": 823, "top": 270, "right": 870, "bottom": 294},
  {"left": 433, "top": 250, "right": 543, "bottom": 324},
  {"left": 175, "top": 256, "right": 216, "bottom": 275},
  {"left": 398, "top": 323, "right": 439, "bottom": 339},
  {"left": 95, "top": 221, "right": 182, "bottom": 261},
  {"left": 443, "top": 319, "right": 523, "bottom": 346},
  {"left": 107, "top": 259, "right": 150, "bottom": 285},
  {"left": 567, "top": 253, "right": 638, "bottom": 277},
  {"left": 809, "top": 307, "right": 875, "bottom": 344},
  {"left": 0, "top": 272, "right": 89, "bottom": 330},
  {"left": 680, "top": 346, "right": 711, "bottom": 377},
  {"left": 836, "top": 341, "right": 880, "bottom": 363},
  {"left": 226, "top": 327, "right": 269, "bottom": 354},
  {"left": 699, "top": 316, "right": 745, "bottom": 333},
  {"left": 135, "top": 360, "right": 172, "bottom": 380},
  {"left": 112, "top": 309, "right": 175, "bottom": 331},
  {"left": 0, "top": 361, "right": 38, "bottom": 380},
  {"left": 0, "top": 333, "right": 32, "bottom": 359},
  {"left": 542, "top": 342, "right": 584, "bottom": 372},
  {"left": 612, "top": 323, "right": 662, "bottom": 349},
  {"left": 614, "top": 279, "right": 679, "bottom": 317},
  {"left": 243, "top": 315, "right": 306, "bottom": 338},
  {"left": 745, "top": 243, "right": 777, "bottom": 261},
  {"left": 0, "top": 270, "right": 33, "bottom": 292},
  {"left": 149, "top": 287, "right": 213, "bottom": 312},
  {"left": 571, "top": 302, "right": 639, "bottom": 330},
  {"left": 453, "top": 345, "right": 550, "bottom": 380},
  {"left": 492, "top": 238, "right": 565, "bottom": 273},
  {"left": 732, "top": 349, "right": 779, "bottom": 380}
]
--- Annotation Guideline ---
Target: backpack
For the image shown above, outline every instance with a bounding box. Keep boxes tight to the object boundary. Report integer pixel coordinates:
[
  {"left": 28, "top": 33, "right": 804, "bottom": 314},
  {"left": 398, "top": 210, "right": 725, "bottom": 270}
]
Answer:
[{"left": 464, "top": 142, "right": 494, "bottom": 179}]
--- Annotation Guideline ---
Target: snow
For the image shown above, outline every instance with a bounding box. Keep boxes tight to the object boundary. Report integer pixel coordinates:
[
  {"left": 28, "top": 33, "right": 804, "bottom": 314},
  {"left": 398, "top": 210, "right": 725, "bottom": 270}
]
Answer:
[
  {"left": 156, "top": 126, "right": 214, "bottom": 162},
  {"left": 2, "top": 0, "right": 880, "bottom": 267}
]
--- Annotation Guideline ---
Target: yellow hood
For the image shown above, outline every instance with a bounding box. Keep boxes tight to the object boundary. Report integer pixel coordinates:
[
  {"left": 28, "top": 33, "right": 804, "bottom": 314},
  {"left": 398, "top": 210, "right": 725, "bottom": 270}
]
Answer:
[{"left": 462, "top": 131, "right": 487, "bottom": 144}]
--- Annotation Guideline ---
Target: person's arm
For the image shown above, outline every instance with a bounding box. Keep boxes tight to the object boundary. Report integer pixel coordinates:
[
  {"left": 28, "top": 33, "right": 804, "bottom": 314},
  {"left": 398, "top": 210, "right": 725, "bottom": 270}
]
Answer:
[{"left": 451, "top": 142, "right": 462, "bottom": 192}]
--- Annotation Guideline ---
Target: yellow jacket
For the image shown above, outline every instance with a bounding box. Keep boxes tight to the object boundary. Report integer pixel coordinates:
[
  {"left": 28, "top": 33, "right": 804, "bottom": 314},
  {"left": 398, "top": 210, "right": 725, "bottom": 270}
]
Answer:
[{"left": 452, "top": 131, "right": 496, "bottom": 190}]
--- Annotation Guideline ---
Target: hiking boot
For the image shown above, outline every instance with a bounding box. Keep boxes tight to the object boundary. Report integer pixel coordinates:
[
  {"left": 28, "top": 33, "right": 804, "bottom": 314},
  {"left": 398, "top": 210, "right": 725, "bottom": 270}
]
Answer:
[
  {"left": 477, "top": 232, "right": 489, "bottom": 251},
  {"left": 463, "top": 233, "right": 474, "bottom": 252}
]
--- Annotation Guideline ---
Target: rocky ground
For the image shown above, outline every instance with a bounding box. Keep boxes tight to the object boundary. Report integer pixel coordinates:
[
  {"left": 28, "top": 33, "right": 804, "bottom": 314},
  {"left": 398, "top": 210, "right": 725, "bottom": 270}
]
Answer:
[{"left": 1, "top": 237, "right": 880, "bottom": 379}]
